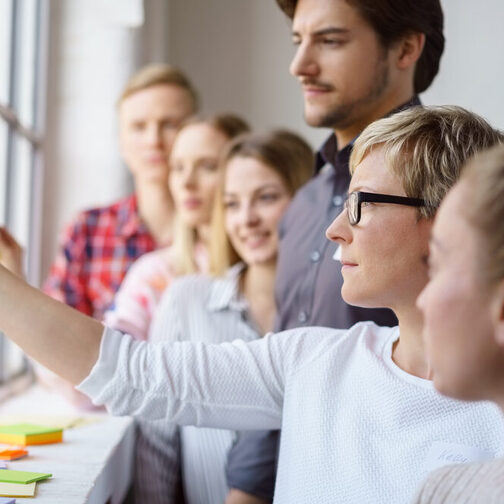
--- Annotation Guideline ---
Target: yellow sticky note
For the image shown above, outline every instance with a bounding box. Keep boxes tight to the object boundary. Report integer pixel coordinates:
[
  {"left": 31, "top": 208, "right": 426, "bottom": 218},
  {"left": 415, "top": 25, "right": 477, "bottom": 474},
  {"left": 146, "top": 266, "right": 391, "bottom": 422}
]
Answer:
[{"left": 0, "top": 481, "right": 36, "bottom": 497}]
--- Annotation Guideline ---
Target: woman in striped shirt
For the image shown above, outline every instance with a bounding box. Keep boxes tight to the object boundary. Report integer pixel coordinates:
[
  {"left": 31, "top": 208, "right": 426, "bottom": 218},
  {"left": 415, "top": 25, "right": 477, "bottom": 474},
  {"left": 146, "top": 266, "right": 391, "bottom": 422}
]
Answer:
[{"left": 139, "top": 129, "right": 313, "bottom": 504}]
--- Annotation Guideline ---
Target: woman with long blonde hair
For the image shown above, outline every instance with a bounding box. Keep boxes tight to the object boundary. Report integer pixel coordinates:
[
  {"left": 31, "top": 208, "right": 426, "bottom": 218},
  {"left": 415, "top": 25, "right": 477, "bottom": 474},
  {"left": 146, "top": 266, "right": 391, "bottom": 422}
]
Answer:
[
  {"left": 104, "top": 114, "right": 248, "bottom": 341},
  {"left": 139, "top": 130, "right": 313, "bottom": 504}
]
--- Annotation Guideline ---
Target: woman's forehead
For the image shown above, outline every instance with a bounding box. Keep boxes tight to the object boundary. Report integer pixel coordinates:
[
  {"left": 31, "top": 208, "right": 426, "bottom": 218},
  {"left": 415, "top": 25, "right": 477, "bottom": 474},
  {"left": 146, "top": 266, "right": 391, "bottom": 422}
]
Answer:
[{"left": 350, "top": 148, "right": 404, "bottom": 194}]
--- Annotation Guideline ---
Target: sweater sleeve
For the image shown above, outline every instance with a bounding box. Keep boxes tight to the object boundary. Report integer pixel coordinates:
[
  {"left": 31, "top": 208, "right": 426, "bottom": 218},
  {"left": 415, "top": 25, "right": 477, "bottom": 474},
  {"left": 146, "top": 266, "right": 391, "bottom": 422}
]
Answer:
[{"left": 77, "top": 326, "right": 287, "bottom": 430}]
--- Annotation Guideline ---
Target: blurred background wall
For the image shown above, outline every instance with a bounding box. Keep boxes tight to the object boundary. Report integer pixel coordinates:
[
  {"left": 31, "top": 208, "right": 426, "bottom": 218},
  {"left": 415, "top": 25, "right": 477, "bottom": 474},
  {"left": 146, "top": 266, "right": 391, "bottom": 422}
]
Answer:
[{"left": 41, "top": 0, "right": 504, "bottom": 283}]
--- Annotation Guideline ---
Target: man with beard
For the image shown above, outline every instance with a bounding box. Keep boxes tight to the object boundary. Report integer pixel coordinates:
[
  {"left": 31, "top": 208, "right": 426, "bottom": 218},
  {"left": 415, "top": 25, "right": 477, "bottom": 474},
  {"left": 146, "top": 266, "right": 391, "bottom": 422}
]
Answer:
[{"left": 224, "top": 1, "right": 445, "bottom": 502}]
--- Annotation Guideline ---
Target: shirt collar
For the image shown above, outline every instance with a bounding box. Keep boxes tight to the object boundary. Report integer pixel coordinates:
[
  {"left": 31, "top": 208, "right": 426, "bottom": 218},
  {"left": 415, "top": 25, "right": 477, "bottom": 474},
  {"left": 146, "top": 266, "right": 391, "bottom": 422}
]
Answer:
[
  {"left": 207, "top": 262, "right": 247, "bottom": 313},
  {"left": 315, "top": 95, "right": 422, "bottom": 174},
  {"left": 117, "top": 194, "right": 151, "bottom": 239}
]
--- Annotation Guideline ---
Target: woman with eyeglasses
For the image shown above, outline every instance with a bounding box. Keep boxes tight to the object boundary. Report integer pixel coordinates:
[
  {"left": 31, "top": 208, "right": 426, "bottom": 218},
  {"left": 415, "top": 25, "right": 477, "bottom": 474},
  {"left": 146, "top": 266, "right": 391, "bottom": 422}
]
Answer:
[{"left": 0, "top": 106, "right": 503, "bottom": 504}]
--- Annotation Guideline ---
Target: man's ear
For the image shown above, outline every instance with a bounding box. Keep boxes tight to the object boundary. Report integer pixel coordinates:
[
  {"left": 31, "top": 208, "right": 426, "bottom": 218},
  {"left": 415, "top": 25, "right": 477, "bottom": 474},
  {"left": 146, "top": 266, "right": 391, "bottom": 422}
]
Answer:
[
  {"left": 492, "top": 279, "right": 504, "bottom": 348},
  {"left": 396, "top": 32, "right": 426, "bottom": 70}
]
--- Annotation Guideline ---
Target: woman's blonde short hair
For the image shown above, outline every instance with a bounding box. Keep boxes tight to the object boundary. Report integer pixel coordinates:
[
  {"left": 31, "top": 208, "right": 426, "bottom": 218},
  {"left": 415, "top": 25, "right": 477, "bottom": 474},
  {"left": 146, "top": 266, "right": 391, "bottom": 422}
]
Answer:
[
  {"left": 118, "top": 63, "right": 199, "bottom": 112},
  {"left": 461, "top": 144, "right": 504, "bottom": 287},
  {"left": 171, "top": 114, "right": 250, "bottom": 276},
  {"left": 351, "top": 105, "right": 503, "bottom": 218},
  {"left": 209, "top": 129, "right": 314, "bottom": 276}
]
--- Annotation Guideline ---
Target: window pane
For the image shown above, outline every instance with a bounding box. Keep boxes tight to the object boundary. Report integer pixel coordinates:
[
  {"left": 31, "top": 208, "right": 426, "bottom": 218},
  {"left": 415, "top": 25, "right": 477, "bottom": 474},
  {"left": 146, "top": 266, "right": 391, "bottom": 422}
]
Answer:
[
  {"left": 0, "top": 120, "right": 7, "bottom": 224},
  {"left": 0, "top": 0, "right": 13, "bottom": 105},
  {"left": 3, "top": 342, "right": 27, "bottom": 380},
  {"left": 14, "top": 0, "right": 38, "bottom": 127},
  {"left": 9, "top": 133, "right": 33, "bottom": 246}
]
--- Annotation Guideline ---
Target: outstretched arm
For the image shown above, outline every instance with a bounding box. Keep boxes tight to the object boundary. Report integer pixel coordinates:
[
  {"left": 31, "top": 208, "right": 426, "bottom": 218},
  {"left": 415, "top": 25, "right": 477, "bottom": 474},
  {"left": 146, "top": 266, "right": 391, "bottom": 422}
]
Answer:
[{"left": 0, "top": 264, "right": 102, "bottom": 384}]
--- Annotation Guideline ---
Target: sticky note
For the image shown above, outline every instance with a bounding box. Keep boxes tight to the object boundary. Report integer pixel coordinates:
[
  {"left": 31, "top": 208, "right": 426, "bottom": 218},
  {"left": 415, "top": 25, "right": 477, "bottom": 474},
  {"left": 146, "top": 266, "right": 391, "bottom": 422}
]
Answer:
[
  {"left": 0, "top": 481, "right": 36, "bottom": 497},
  {"left": 0, "top": 450, "right": 27, "bottom": 461},
  {"left": 0, "top": 424, "right": 62, "bottom": 446},
  {"left": 0, "top": 470, "right": 51, "bottom": 484}
]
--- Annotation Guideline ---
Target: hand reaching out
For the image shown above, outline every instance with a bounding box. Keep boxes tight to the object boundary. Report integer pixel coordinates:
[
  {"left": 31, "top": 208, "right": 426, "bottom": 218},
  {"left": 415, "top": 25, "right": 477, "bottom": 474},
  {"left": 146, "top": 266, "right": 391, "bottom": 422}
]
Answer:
[{"left": 0, "top": 227, "right": 24, "bottom": 279}]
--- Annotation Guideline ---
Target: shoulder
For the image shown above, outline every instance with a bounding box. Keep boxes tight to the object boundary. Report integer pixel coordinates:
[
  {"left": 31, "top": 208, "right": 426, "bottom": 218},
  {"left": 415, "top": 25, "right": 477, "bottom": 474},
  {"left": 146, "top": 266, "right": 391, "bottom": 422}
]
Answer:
[
  {"left": 79, "top": 194, "right": 133, "bottom": 218},
  {"left": 119, "top": 246, "right": 175, "bottom": 291},
  {"left": 269, "top": 322, "right": 396, "bottom": 373},
  {"left": 65, "top": 195, "right": 134, "bottom": 232},
  {"left": 165, "top": 273, "right": 217, "bottom": 304},
  {"left": 414, "top": 458, "right": 504, "bottom": 503},
  {"left": 279, "top": 166, "right": 333, "bottom": 235},
  {"left": 128, "top": 246, "right": 173, "bottom": 272}
]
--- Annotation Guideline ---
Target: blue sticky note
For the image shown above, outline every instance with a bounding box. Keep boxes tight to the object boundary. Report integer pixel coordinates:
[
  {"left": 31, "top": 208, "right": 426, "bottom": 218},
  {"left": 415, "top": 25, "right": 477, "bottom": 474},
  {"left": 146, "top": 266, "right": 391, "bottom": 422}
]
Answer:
[{"left": 0, "top": 497, "right": 16, "bottom": 503}]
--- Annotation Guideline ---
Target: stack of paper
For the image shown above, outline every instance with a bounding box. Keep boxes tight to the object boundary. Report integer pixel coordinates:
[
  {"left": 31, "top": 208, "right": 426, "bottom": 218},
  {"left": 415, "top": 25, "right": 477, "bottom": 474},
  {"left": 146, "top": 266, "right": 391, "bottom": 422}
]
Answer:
[
  {"left": 0, "top": 424, "right": 62, "bottom": 446},
  {"left": 0, "top": 482, "right": 35, "bottom": 497},
  {"left": 0, "top": 469, "right": 52, "bottom": 497},
  {"left": 0, "top": 496, "right": 17, "bottom": 503}
]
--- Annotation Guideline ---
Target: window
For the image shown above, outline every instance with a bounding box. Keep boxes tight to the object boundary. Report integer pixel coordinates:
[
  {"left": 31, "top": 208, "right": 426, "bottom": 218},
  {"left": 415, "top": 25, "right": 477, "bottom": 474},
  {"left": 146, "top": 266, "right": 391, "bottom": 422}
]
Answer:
[{"left": 0, "top": 0, "right": 48, "bottom": 386}]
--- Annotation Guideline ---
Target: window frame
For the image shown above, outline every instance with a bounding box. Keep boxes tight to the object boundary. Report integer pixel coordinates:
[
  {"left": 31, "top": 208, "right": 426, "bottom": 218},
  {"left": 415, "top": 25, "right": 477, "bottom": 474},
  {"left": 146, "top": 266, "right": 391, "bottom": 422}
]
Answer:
[{"left": 0, "top": 0, "right": 49, "bottom": 386}]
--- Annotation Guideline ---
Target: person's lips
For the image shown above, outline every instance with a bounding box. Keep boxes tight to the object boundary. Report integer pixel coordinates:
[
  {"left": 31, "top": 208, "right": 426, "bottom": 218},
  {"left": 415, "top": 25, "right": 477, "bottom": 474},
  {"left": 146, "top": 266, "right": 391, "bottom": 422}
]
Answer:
[
  {"left": 145, "top": 153, "right": 167, "bottom": 163},
  {"left": 301, "top": 80, "right": 334, "bottom": 97},
  {"left": 241, "top": 232, "right": 270, "bottom": 249},
  {"left": 341, "top": 259, "right": 358, "bottom": 271},
  {"left": 182, "top": 198, "right": 202, "bottom": 210}
]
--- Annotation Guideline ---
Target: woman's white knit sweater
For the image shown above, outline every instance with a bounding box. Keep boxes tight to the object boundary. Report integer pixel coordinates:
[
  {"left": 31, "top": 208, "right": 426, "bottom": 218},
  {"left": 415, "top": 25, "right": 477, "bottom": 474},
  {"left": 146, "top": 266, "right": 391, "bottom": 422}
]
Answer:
[{"left": 78, "top": 322, "right": 504, "bottom": 504}]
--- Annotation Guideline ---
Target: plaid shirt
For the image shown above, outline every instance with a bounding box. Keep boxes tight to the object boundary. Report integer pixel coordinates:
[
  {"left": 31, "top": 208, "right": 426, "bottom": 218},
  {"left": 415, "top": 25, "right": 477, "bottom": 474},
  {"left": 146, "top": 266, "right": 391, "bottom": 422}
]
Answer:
[{"left": 43, "top": 194, "right": 157, "bottom": 320}]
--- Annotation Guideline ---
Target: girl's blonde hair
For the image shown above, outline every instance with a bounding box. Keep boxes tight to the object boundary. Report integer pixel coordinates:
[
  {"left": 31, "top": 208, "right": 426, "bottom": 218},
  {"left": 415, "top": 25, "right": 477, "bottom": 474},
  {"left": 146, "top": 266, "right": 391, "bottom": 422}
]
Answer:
[
  {"left": 209, "top": 129, "right": 314, "bottom": 276},
  {"left": 461, "top": 144, "right": 504, "bottom": 288},
  {"left": 171, "top": 114, "right": 250, "bottom": 276}
]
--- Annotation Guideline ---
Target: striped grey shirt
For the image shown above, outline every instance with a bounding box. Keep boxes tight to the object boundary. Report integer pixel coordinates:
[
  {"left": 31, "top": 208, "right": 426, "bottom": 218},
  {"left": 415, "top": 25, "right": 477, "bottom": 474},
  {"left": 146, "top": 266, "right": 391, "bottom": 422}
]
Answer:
[{"left": 134, "top": 263, "right": 261, "bottom": 504}]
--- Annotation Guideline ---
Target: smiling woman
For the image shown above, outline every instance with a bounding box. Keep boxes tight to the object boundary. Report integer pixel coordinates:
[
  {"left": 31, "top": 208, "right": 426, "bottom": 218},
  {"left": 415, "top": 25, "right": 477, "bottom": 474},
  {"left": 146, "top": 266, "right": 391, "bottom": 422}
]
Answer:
[
  {"left": 135, "top": 129, "right": 313, "bottom": 504},
  {"left": 0, "top": 106, "right": 503, "bottom": 504}
]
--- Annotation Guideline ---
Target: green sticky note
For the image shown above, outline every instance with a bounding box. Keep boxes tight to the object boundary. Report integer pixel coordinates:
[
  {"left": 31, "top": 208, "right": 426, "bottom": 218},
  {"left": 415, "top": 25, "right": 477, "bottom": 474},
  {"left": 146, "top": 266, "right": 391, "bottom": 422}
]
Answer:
[
  {"left": 0, "top": 424, "right": 61, "bottom": 435},
  {"left": 0, "top": 469, "right": 52, "bottom": 484}
]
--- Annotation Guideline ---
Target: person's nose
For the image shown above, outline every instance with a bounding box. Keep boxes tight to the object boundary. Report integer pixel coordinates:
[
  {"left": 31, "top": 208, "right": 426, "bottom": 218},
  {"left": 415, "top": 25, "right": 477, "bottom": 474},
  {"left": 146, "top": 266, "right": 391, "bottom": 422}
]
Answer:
[
  {"left": 416, "top": 284, "right": 427, "bottom": 313},
  {"left": 326, "top": 209, "right": 352, "bottom": 244},
  {"left": 289, "top": 40, "right": 319, "bottom": 78},
  {"left": 240, "top": 202, "right": 260, "bottom": 227},
  {"left": 181, "top": 166, "right": 198, "bottom": 189},
  {"left": 145, "top": 123, "right": 163, "bottom": 147}
]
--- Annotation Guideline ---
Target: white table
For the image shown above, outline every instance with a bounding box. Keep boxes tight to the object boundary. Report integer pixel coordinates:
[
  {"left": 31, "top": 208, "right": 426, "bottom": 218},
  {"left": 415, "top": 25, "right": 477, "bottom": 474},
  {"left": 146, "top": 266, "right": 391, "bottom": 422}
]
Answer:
[{"left": 0, "top": 385, "right": 134, "bottom": 503}]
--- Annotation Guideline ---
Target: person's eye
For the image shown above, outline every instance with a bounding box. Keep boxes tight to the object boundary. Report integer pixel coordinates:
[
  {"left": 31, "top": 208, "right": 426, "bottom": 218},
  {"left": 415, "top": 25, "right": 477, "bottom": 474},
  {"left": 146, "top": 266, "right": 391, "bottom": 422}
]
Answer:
[
  {"left": 292, "top": 36, "right": 301, "bottom": 46},
  {"left": 162, "top": 120, "right": 177, "bottom": 130},
  {"left": 170, "top": 163, "right": 183, "bottom": 172},
  {"left": 360, "top": 201, "right": 374, "bottom": 208},
  {"left": 198, "top": 160, "right": 218, "bottom": 172},
  {"left": 131, "top": 121, "right": 145, "bottom": 131},
  {"left": 223, "top": 200, "right": 239, "bottom": 210},
  {"left": 259, "top": 193, "right": 280, "bottom": 203},
  {"left": 321, "top": 38, "right": 345, "bottom": 47}
]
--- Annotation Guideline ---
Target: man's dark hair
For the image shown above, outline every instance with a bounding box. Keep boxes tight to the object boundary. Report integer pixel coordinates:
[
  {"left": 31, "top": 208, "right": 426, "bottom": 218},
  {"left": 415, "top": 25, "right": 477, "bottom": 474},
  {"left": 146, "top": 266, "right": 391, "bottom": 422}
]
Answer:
[{"left": 276, "top": 0, "right": 444, "bottom": 94}]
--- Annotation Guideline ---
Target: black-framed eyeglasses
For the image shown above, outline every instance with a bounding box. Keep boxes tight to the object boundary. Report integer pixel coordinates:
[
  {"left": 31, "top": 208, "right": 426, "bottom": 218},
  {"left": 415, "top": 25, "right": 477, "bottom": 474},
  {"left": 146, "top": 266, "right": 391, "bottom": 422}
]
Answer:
[{"left": 344, "top": 191, "right": 426, "bottom": 226}]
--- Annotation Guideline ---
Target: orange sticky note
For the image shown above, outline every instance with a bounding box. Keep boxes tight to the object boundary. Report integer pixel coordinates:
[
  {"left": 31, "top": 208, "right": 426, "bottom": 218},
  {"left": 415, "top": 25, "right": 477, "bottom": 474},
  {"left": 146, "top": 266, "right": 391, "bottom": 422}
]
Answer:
[{"left": 0, "top": 449, "right": 28, "bottom": 461}]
